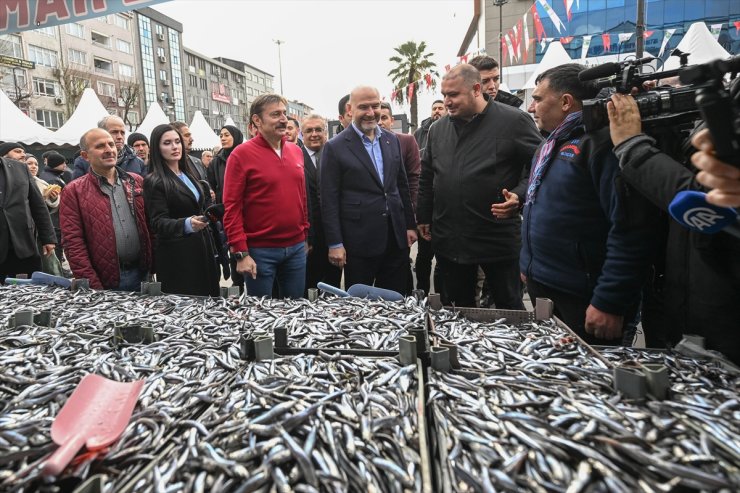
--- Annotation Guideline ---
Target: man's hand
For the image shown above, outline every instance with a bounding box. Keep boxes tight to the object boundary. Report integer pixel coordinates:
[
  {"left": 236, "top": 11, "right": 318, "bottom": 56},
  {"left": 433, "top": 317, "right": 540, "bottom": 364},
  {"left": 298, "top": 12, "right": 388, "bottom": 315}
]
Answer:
[
  {"left": 407, "top": 229, "right": 418, "bottom": 247},
  {"left": 42, "top": 244, "right": 55, "bottom": 256},
  {"left": 584, "top": 305, "right": 623, "bottom": 340},
  {"left": 606, "top": 93, "right": 643, "bottom": 146},
  {"left": 236, "top": 256, "right": 257, "bottom": 279},
  {"left": 491, "top": 189, "right": 519, "bottom": 218},
  {"left": 417, "top": 224, "right": 431, "bottom": 241},
  {"left": 691, "top": 128, "right": 740, "bottom": 208},
  {"left": 328, "top": 246, "right": 346, "bottom": 269}
]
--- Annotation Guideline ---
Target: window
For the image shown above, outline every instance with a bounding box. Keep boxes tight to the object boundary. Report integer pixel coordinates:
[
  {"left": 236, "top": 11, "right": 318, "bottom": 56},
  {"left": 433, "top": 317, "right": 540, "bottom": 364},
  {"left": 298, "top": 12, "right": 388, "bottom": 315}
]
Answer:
[
  {"left": 65, "top": 23, "right": 85, "bottom": 38},
  {"left": 97, "top": 81, "right": 116, "bottom": 97},
  {"left": 1, "top": 66, "right": 27, "bottom": 96},
  {"left": 68, "top": 48, "right": 87, "bottom": 65},
  {"left": 126, "top": 111, "right": 139, "bottom": 124},
  {"left": 155, "top": 24, "right": 164, "bottom": 36},
  {"left": 0, "top": 34, "right": 22, "bottom": 58},
  {"left": 116, "top": 39, "right": 132, "bottom": 54},
  {"left": 247, "top": 87, "right": 253, "bottom": 95},
  {"left": 91, "top": 31, "right": 111, "bottom": 48},
  {"left": 33, "top": 77, "right": 58, "bottom": 97},
  {"left": 119, "top": 63, "right": 134, "bottom": 78},
  {"left": 93, "top": 57, "right": 112, "bottom": 74},
  {"left": 159, "top": 70, "right": 167, "bottom": 81},
  {"left": 98, "top": 15, "right": 110, "bottom": 24},
  {"left": 189, "top": 74, "right": 198, "bottom": 87},
  {"left": 28, "top": 45, "right": 58, "bottom": 67},
  {"left": 113, "top": 15, "right": 130, "bottom": 30},
  {"left": 36, "top": 109, "right": 64, "bottom": 130},
  {"left": 200, "top": 78, "right": 207, "bottom": 90},
  {"left": 73, "top": 77, "right": 90, "bottom": 89},
  {"left": 36, "top": 26, "right": 56, "bottom": 37}
]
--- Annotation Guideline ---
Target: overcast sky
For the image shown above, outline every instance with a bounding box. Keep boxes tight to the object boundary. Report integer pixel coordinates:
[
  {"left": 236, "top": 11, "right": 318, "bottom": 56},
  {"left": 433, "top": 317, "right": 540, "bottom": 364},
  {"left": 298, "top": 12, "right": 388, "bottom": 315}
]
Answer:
[{"left": 154, "top": 0, "right": 473, "bottom": 120}]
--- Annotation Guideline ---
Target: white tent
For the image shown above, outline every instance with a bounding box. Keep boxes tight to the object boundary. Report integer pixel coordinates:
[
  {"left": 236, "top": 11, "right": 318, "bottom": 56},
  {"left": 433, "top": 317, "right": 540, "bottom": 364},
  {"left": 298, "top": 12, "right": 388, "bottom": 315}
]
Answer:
[
  {"left": 52, "top": 88, "right": 110, "bottom": 146},
  {"left": 134, "top": 102, "right": 170, "bottom": 142},
  {"left": 188, "top": 111, "right": 219, "bottom": 151},
  {"left": 522, "top": 41, "right": 573, "bottom": 89},
  {"left": 224, "top": 116, "right": 236, "bottom": 127},
  {"left": 0, "top": 89, "right": 59, "bottom": 145},
  {"left": 663, "top": 22, "right": 731, "bottom": 70}
]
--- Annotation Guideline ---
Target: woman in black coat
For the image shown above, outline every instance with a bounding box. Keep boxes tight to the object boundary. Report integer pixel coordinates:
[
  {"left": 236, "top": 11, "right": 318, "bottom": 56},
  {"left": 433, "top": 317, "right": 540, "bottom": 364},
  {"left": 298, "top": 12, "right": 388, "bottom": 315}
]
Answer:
[
  {"left": 206, "top": 125, "right": 244, "bottom": 204},
  {"left": 144, "top": 124, "right": 220, "bottom": 297}
]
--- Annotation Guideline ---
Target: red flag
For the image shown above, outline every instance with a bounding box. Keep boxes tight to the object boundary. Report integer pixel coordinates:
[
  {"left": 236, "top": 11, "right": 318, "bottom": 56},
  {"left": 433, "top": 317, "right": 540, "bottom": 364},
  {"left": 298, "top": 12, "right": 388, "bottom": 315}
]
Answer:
[
  {"left": 734, "top": 20, "right": 740, "bottom": 35},
  {"left": 390, "top": 90, "right": 397, "bottom": 101},
  {"left": 407, "top": 83, "right": 414, "bottom": 102},
  {"left": 460, "top": 54, "right": 469, "bottom": 64},
  {"left": 425, "top": 73, "right": 433, "bottom": 87},
  {"left": 602, "top": 33, "right": 611, "bottom": 52},
  {"left": 563, "top": 0, "right": 573, "bottom": 22},
  {"left": 510, "top": 30, "right": 519, "bottom": 61},
  {"left": 531, "top": 4, "right": 546, "bottom": 42},
  {"left": 560, "top": 36, "right": 574, "bottom": 44},
  {"left": 501, "top": 36, "right": 508, "bottom": 64},
  {"left": 444, "top": 64, "right": 451, "bottom": 72},
  {"left": 516, "top": 19, "right": 524, "bottom": 58},
  {"left": 643, "top": 30, "right": 654, "bottom": 39}
]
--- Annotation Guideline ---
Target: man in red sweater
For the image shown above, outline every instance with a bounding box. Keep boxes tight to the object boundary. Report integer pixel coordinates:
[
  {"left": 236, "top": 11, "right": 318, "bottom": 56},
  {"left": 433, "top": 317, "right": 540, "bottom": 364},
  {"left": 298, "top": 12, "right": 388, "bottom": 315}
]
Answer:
[{"left": 222, "top": 94, "right": 309, "bottom": 298}]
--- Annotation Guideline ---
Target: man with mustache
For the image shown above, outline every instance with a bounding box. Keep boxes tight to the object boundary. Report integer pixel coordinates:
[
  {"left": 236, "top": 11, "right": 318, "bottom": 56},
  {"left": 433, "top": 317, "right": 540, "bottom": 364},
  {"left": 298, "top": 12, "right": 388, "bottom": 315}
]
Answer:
[
  {"left": 60, "top": 128, "right": 152, "bottom": 290},
  {"left": 320, "top": 86, "right": 417, "bottom": 293}
]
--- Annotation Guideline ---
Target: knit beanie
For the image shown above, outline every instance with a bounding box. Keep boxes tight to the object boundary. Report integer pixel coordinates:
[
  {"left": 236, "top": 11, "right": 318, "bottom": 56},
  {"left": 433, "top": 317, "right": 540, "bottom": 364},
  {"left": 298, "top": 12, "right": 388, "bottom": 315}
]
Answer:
[
  {"left": 46, "top": 151, "right": 66, "bottom": 168},
  {"left": 0, "top": 142, "right": 24, "bottom": 157},
  {"left": 127, "top": 132, "right": 149, "bottom": 147}
]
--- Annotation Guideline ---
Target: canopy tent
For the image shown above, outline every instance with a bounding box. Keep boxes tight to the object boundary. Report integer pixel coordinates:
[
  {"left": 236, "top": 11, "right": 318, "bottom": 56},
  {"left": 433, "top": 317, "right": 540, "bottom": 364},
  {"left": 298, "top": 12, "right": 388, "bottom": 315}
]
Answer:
[
  {"left": 52, "top": 88, "right": 110, "bottom": 146},
  {"left": 134, "top": 102, "right": 170, "bottom": 143},
  {"left": 522, "top": 42, "right": 573, "bottom": 90},
  {"left": 224, "top": 116, "right": 237, "bottom": 128},
  {"left": 663, "top": 22, "right": 731, "bottom": 70},
  {"left": 188, "top": 111, "right": 220, "bottom": 151},
  {"left": 0, "top": 90, "right": 59, "bottom": 145}
]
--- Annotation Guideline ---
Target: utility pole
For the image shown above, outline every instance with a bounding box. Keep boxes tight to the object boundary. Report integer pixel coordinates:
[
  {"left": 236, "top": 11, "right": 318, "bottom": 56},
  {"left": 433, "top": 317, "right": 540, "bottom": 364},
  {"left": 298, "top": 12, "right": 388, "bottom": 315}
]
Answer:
[
  {"left": 493, "top": 0, "right": 509, "bottom": 67},
  {"left": 273, "top": 39, "right": 284, "bottom": 95},
  {"left": 635, "top": 0, "right": 646, "bottom": 58}
]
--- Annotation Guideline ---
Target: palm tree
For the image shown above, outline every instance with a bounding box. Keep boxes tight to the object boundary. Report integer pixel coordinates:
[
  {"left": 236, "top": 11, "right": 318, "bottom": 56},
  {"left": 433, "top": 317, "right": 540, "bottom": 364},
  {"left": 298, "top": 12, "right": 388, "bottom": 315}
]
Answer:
[{"left": 388, "top": 41, "right": 438, "bottom": 129}]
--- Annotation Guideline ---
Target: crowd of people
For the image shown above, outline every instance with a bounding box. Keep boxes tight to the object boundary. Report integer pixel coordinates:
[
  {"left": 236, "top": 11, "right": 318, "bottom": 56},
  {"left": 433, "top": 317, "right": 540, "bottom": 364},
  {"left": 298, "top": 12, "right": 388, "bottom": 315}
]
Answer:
[{"left": 0, "top": 55, "right": 738, "bottom": 362}]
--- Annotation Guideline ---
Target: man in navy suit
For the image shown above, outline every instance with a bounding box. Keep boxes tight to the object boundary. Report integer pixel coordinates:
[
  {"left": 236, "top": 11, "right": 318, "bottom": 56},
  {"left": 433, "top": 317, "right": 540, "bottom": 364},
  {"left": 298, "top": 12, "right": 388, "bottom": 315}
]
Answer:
[{"left": 320, "top": 86, "right": 417, "bottom": 293}]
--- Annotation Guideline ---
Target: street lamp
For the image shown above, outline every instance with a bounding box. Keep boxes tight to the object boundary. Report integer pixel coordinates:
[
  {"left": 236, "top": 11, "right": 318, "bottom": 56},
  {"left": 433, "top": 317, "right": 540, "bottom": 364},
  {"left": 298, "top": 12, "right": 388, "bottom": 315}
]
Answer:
[
  {"left": 492, "top": 0, "right": 509, "bottom": 68},
  {"left": 273, "top": 39, "right": 284, "bottom": 95}
]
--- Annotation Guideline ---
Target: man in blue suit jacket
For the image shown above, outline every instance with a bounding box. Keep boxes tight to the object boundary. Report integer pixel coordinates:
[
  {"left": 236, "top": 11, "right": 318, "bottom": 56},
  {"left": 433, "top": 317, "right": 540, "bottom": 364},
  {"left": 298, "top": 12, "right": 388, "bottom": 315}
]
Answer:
[{"left": 320, "top": 86, "right": 417, "bottom": 293}]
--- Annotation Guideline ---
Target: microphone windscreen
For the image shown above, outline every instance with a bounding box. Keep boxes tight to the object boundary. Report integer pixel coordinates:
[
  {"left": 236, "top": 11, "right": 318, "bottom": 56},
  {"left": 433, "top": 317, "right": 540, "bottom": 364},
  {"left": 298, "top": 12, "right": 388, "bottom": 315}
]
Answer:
[
  {"left": 578, "top": 63, "right": 620, "bottom": 81},
  {"left": 668, "top": 190, "right": 738, "bottom": 234}
]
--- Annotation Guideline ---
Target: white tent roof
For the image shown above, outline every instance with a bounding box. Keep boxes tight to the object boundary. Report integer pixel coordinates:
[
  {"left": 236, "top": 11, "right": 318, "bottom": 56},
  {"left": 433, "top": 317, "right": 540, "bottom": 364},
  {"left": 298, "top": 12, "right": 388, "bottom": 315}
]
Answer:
[
  {"left": 523, "top": 41, "right": 573, "bottom": 89},
  {"left": 224, "top": 116, "right": 236, "bottom": 127},
  {"left": 0, "top": 89, "right": 59, "bottom": 145},
  {"left": 52, "top": 88, "right": 110, "bottom": 145},
  {"left": 188, "top": 111, "right": 219, "bottom": 151},
  {"left": 134, "top": 102, "right": 170, "bottom": 142},
  {"left": 663, "top": 22, "right": 731, "bottom": 70}
]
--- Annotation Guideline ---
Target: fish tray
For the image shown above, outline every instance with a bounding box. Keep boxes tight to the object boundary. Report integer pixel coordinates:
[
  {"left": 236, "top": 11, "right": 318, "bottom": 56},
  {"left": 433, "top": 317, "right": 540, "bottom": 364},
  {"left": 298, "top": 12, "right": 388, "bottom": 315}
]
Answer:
[
  {"left": 426, "top": 293, "right": 552, "bottom": 325},
  {"left": 115, "top": 353, "right": 433, "bottom": 493}
]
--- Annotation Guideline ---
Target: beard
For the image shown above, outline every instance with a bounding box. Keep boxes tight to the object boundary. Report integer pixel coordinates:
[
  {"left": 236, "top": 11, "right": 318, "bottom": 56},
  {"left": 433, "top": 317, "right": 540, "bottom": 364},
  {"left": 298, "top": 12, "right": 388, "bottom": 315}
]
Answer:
[{"left": 358, "top": 118, "right": 377, "bottom": 133}]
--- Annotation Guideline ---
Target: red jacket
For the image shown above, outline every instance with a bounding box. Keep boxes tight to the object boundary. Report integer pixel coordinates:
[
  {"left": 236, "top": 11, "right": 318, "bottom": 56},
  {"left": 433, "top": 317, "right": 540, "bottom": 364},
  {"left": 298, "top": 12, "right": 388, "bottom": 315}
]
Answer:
[
  {"left": 60, "top": 169, "right": 152, "bottom": 289},
  {"left": 223, "top": 133, "right": 309, "bottom": 252}
]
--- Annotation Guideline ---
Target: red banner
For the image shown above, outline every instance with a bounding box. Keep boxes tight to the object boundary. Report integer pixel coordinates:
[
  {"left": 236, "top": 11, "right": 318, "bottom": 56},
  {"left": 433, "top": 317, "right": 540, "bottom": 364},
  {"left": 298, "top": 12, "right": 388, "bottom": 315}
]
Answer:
[
  {"left": 643, "top": 30, "right": 654, "bottom": 39},
  {"left": 560, "top": 36, "right": 573, "bottom": 44},
  {"left": 531, "top": 4, "right": 546, "bottom": 42},
  {"left": 734, "top": 20, "right": 740, "bottom": 35},
  {"left": 407, "top": 83, "right": 414, "bottom": 102}
]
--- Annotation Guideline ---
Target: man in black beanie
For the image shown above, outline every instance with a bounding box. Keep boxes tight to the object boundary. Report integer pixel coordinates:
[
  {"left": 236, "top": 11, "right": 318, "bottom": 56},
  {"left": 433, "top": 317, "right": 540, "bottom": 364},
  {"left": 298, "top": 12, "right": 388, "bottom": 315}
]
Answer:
[
  {"left": 0, "top": 142, "right": 26, "bottom": 162},
  {"left": 127, "top": 132, "right": 149, "bottom": 168},
  {"left": 38, "top": 151, "right": 71, "bottom": 260}
]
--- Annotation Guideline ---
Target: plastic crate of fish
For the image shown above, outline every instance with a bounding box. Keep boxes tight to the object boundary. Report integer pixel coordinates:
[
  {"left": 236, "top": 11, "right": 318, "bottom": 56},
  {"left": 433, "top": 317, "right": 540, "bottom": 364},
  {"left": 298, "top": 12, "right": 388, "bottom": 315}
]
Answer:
[
  {"left": 426, "top": 352, "right": 740, "bottom": 493},
  {"left": 116, "top": 353, "right": 432, "bottom": 493}
]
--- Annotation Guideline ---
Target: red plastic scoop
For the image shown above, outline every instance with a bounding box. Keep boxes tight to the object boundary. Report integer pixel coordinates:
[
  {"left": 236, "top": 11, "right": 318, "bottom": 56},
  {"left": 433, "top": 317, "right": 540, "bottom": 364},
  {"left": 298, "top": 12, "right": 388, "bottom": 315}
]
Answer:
[{"left": 42, "top": 374, "right": 144, "bottom": 476}]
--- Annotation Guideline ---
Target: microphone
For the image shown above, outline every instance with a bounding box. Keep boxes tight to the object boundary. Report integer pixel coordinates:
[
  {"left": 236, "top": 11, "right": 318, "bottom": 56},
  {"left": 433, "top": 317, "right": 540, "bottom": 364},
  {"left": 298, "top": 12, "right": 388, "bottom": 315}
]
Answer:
[
  {"left": 668, "top": 191, "right": 740, "bottom": 237},
  {"left": 578, "top": 63, "right": 620, "bottom": 81}
]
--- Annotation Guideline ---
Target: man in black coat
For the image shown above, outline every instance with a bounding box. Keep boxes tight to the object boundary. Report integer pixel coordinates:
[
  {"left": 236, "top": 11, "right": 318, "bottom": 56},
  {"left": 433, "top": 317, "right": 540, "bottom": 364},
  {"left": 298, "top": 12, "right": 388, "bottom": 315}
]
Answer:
[
  {"left": 321, "top": 86, "right": 417, "bottom": 293},
  {"left": 0, "top": 146, "right": 56, "bottom": 280},
  {"left": 417, "top": 64, "right": 542, "bottom": 308},
  {"left": 302, "top": 114, "right": 341, "bottom": 290},
  {"left": 38, "top": 151, "right": 70, "bottom": 260},
  {"left": 469, "top": 55, "right": 524, "bottom": 108}
]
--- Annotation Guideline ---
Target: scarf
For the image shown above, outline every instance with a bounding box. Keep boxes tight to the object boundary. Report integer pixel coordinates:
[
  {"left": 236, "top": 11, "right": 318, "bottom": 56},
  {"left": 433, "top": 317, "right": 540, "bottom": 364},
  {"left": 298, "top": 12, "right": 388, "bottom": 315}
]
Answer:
[
  {"left": 526, "top": 111, "right": 583, "bottom": 205},
  {"left": 220, "top": 125, "right": 244, "bottom": 160}
]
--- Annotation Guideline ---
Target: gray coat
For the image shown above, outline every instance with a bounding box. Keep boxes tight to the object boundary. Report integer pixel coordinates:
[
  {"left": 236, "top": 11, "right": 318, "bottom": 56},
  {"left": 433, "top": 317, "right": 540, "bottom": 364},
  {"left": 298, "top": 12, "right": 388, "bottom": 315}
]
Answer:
[{"left": 418, "top": 99, "right": 542, "bottom": 264}]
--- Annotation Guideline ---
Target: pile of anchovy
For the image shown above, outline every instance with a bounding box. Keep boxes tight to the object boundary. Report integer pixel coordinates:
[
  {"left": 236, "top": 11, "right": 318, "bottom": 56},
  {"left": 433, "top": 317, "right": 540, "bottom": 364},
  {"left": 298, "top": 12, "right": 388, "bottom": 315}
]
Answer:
[{"left": 427, "top": 316, "right": 740, "bottom": 491}]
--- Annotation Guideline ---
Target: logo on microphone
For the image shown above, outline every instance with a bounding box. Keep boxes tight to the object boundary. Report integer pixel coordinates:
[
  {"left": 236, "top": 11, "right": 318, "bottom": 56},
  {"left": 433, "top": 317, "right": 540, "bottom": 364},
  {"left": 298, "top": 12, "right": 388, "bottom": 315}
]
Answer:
[{"left": 682, "top": 207, "right": 725, "bottom": 231}]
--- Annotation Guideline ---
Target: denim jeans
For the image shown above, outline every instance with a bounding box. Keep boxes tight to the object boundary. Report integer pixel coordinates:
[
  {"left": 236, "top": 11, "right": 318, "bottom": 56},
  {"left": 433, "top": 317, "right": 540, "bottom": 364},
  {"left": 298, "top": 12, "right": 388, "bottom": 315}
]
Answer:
[
  {"left": 116, "top": 268, "right": 146, "bottom": 292},
  {"left": 246, "top": 241, "right": 306, "bottom": 298}
]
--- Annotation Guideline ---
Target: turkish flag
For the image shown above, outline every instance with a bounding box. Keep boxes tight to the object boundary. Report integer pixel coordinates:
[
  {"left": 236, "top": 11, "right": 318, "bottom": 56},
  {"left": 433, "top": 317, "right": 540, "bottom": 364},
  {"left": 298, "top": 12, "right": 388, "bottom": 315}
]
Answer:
[{"left": 602, "top": 33, "right": 611, "bottom": 52}]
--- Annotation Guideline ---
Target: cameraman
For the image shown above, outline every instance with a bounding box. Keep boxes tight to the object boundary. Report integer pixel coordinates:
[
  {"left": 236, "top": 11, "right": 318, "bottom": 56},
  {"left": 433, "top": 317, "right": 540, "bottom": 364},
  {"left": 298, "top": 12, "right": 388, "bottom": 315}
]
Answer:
[{"left": 607, "top": 92, "right": 740, "bottom": 364}]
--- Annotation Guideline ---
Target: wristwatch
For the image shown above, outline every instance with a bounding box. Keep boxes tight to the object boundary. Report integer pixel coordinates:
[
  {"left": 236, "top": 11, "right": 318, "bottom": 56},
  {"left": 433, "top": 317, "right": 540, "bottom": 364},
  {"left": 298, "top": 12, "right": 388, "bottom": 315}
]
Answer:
[{"left": 233, "top": 251, "right": 249, "bottom": 260}]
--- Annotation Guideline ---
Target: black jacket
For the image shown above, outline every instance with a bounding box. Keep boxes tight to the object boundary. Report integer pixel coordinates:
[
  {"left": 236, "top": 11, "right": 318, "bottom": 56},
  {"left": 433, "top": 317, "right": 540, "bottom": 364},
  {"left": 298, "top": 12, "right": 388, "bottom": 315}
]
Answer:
[
  {"left": 616, "top": 133, "right": 740, "bottom": 363},
  {"left": 418, "top": 99, "right": 542, "bottom": 264},
  {"left": 207, "top": 151, "right": 228, "bottom": 204},
  {"left": 0, "top": 158, "right": 55, "bottom": 263},
  {"left": 495, "top": 90, "right": 524, "bottom": 108},
  {"left": 414, "top": 117, "right": 434, "bottom": 153}
]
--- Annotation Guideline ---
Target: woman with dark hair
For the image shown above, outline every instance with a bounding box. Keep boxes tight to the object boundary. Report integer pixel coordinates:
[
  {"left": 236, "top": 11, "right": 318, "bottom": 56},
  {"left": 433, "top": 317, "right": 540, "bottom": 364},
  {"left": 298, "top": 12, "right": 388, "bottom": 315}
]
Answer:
[
  {"left": 207, "top": 124, "right": 245, "bottom": 291},
  {"left": 144, "top": 124, "right": 220, "bottom": 296},
  {"left": 207, "top": 125, "right": 244, "bottom": 204}
]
